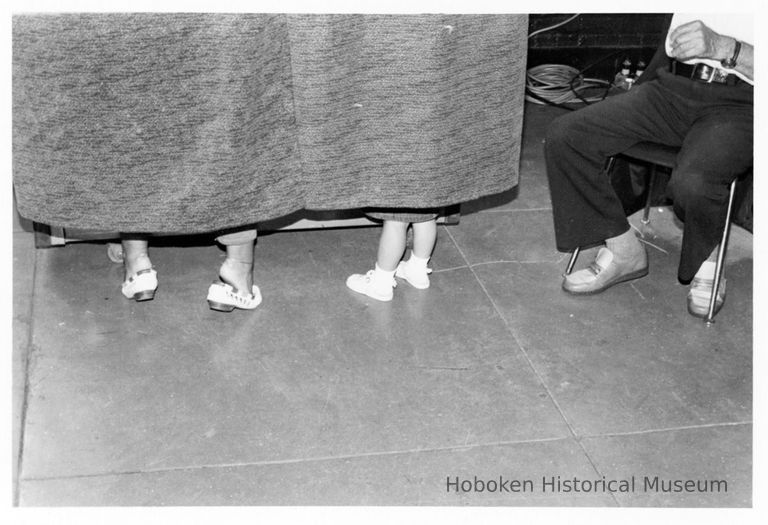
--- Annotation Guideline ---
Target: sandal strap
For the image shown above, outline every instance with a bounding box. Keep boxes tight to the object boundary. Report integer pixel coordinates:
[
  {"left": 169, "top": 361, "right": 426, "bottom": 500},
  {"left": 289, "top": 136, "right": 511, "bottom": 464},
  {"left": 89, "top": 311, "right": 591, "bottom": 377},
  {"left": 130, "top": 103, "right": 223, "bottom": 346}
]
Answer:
[
  {"left": 217, "top": 281, "right": 255, "bottom": 300},
  {"left": 126, "top": 267, "right": 156, "bottom": 282}
]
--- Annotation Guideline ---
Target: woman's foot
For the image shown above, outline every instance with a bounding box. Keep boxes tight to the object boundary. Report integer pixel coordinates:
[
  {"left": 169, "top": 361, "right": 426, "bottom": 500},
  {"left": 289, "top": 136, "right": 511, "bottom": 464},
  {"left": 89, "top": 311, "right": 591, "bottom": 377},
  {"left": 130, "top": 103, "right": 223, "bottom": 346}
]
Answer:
[
  {"left": 206, "top": 258, "right": 261, "bottom": 312},
  {"left": 218, "top": 257, "right": 254, "bottom": 294},
  {"left": 122, "top": 253, "right": 157, "bottom": 301},
  {"left": 206, "top": 282, "right": 262, "bottom": 312}
]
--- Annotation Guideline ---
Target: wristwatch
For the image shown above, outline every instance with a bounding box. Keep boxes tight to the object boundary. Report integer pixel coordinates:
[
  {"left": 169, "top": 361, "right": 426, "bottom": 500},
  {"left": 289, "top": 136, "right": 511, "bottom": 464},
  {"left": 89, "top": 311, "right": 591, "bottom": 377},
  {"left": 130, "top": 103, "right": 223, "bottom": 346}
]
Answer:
[{"left": 721, "top": 39, "right": 741, "bottom": 69}]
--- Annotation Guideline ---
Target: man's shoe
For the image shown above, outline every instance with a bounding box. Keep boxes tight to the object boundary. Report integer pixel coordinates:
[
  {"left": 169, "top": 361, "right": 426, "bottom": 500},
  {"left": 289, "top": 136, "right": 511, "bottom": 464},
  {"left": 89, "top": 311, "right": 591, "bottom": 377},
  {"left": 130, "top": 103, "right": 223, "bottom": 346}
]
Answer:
[
  {"left": 563, "top": 247, "right": 648, "bottom": 295},
  {"left": 687, "top": 276, "right": 726, "bottom": 318}
]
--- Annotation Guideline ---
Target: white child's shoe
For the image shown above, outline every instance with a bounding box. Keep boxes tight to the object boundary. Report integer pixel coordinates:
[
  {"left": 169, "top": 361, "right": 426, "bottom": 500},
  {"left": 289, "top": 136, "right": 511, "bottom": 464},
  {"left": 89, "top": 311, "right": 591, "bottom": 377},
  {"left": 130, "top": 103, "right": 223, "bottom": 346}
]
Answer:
[
  {"left": 395, "top": 259, "right": 432, "bottom": 289},
  {"left": 121, "top": 268, "right": 158, "bottom": 301},
  {"left": 346, "top": 269, "right": 396, "bottom": 301},
  {"left": 207, "top": 282, "right": 262, "bottom": 312}
]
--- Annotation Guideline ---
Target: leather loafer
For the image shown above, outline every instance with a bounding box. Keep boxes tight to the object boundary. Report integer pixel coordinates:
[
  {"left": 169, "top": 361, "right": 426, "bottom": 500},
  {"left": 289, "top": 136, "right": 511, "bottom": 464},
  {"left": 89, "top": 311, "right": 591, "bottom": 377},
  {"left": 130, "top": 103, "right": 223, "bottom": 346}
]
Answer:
[
  {"left": 687, "top": 276, "right": 726, "bottom": 318},
  {"left": 563, "top": 246, "right": 648, "bottom": 295}
]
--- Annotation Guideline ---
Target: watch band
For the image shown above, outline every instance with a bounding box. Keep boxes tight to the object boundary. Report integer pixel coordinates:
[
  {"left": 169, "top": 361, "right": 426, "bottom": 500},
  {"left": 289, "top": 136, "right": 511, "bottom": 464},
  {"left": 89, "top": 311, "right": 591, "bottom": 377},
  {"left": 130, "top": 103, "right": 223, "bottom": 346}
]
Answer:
[{"left": 721, "top": 39, "right": 741, "bottom": 69}]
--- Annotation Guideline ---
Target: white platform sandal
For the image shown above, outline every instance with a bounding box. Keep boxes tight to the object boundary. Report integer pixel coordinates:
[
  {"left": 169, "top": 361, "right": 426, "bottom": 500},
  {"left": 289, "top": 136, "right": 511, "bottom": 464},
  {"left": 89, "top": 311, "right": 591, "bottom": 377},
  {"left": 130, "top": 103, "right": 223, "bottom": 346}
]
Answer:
[
  {"left": 206, "top": 282, "right": 262, "bottom": 312},
  {"left": 121, "top": 268, "right": 158, "bottom": 301}
]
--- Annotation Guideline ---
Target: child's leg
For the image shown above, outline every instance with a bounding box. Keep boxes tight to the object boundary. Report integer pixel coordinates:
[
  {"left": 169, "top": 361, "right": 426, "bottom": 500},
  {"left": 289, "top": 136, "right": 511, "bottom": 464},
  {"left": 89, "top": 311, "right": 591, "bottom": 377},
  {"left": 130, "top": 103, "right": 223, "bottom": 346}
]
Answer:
[
  {"left": 396, "top": 218, "right": 437, "bottom": 289},
  {"left": 376, "top": 220, "right": 409, "bottom": 271},
  {"left": 411, "top": 219, "right": 437, "bottom": 260},
  {"left": 346, "top": 219, "right": 407, "bottom": 301}
]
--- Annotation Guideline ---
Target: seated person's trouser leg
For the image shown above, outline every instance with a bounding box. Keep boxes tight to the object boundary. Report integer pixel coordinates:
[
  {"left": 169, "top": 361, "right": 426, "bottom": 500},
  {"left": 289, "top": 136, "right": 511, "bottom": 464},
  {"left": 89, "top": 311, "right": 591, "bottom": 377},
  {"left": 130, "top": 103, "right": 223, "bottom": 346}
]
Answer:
[
  {"left": 545, "top": 76, "right": 752, "bottom": 283},
  {"left": 544, "top": 82, "right": 681, "bottom": 253},
  {"left": 668, "top": 112, "right": 752, "bottom": 283}
]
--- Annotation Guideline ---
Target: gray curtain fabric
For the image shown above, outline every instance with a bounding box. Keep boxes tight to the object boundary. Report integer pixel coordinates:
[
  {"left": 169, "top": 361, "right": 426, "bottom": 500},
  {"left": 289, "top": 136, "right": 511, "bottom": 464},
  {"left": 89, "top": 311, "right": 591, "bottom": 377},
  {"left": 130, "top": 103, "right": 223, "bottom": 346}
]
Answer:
[{"left": 13, "top": 13, "right": 528, "bottom": 233}]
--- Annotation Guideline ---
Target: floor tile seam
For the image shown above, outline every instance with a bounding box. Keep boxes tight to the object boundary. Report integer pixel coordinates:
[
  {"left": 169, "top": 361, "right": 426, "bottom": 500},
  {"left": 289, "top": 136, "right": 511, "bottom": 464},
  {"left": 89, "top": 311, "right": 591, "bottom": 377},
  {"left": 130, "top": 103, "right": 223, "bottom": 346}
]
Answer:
[
  {"left": 19, "top": 435, "right": 575, "bottom": 483},
  {"left": 469, "top": 259, "right": 564, "bottom": 267},
  {"left": 566, "top": 420, "right": 753, "bottom": 507},
  {"left": 15, "top": 236, "right": 40, "bottom": 506},
  {"left": 579, "top": 420, "right": 753, "bottom": 440},
  {"left": 441, "top": 227, "right": 582, "bottom": 440},
  {"left": 439, "top": 226, "right": 619, "bottom": 505},
  {"left": 431, "top": 264, "right": 469, "bottom": 274},
  {"left": 444, "top": 221, "right": 750, "bottom": 508},
  {"left": 432, "top": 260, "right": 560, "bottom": 274},
  {"left": 569, "top": 436, "right": 623, "bottom": 506}
]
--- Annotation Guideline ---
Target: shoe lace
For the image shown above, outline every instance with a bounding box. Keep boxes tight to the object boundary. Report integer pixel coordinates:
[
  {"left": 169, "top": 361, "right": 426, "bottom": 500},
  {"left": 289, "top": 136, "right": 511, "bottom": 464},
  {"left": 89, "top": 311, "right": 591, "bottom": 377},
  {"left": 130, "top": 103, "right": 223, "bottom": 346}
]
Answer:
[{"left": 363, "top": 270, "right": 396, "bottom": 288}]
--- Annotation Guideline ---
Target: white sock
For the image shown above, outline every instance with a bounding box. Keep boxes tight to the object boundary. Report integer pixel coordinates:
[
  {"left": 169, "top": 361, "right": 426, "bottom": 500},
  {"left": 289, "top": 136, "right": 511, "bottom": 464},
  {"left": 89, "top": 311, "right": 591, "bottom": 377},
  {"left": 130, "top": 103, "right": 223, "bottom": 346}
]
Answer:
[
  {"left": 373, "top": 263, "right": 396, "bottom": 284},
  {"left": 407, "top": 252, "right": 430, "bottom": 269}
]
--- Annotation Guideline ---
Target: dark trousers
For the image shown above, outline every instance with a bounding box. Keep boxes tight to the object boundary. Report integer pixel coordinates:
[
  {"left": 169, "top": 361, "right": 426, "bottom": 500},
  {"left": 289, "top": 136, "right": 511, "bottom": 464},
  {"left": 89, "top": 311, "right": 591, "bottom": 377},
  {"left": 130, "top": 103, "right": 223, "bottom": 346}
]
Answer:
[{"left": 545, "top": 69, "right": 753, "bottom": 282}]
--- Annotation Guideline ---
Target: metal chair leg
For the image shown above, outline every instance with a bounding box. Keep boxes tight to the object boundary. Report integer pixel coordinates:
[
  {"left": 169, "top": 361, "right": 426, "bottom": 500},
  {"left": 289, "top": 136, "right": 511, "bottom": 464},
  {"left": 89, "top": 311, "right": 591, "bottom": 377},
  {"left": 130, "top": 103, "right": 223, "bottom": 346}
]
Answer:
[
  {"left": 564, "top": 247, "right": 580, "bottom": 276},
  {"left": 642, "top": 167, "right": 657, "bottom": 224},
  {"left": 706, "top": 179, "right": 738, "bottom": 325}
]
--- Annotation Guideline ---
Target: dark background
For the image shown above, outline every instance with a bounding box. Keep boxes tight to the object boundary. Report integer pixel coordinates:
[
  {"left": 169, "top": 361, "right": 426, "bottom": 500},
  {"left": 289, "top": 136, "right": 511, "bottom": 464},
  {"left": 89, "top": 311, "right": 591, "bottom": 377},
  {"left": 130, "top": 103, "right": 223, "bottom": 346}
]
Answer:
[{"left": 527, "top": 13, "right": 670, "bottom": 80}]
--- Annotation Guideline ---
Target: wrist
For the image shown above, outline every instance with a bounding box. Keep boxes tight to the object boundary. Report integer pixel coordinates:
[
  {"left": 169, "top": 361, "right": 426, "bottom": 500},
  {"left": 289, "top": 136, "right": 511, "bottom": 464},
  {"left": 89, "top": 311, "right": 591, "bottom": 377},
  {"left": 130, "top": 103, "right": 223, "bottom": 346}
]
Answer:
[
  {"left": 720, "top": 37, "right": 741, "bottom": 68},
  {"left": 715, "top": 36, "right": 732, "bottom": 60}
]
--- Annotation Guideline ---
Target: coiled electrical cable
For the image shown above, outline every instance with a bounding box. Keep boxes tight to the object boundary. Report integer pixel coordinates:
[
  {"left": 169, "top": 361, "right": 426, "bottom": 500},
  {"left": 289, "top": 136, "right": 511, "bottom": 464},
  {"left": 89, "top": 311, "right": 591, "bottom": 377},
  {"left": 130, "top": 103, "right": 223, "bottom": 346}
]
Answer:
[
  {"left": 526, "top": 15, "right": 628, "bottom": 108},
  {"left": 525, "top": 63, "right": 613, "bottom": 106}
]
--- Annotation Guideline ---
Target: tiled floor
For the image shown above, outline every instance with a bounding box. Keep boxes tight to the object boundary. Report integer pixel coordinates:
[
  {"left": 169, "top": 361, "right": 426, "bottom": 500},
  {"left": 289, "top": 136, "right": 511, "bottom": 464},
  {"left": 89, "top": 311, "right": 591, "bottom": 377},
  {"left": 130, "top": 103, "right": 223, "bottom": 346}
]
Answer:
[{"left": 12, "top": 103, "right": 753, "bottom": 507}]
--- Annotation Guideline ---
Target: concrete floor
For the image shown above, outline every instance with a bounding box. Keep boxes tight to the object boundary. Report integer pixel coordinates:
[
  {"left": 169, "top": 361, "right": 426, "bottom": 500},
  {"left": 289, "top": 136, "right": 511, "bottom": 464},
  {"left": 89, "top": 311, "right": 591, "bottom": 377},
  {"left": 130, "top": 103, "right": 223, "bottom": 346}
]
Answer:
[{"left": 12, "top": 103, "right": 753, "bottom": 507}]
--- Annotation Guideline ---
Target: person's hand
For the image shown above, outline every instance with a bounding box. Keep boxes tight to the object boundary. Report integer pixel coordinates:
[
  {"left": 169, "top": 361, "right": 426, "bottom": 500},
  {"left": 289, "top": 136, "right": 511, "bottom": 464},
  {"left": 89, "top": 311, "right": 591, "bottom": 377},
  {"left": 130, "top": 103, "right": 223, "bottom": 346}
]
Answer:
[{"left": 667, "top": 19, "right": 734, "bottom": 62}]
